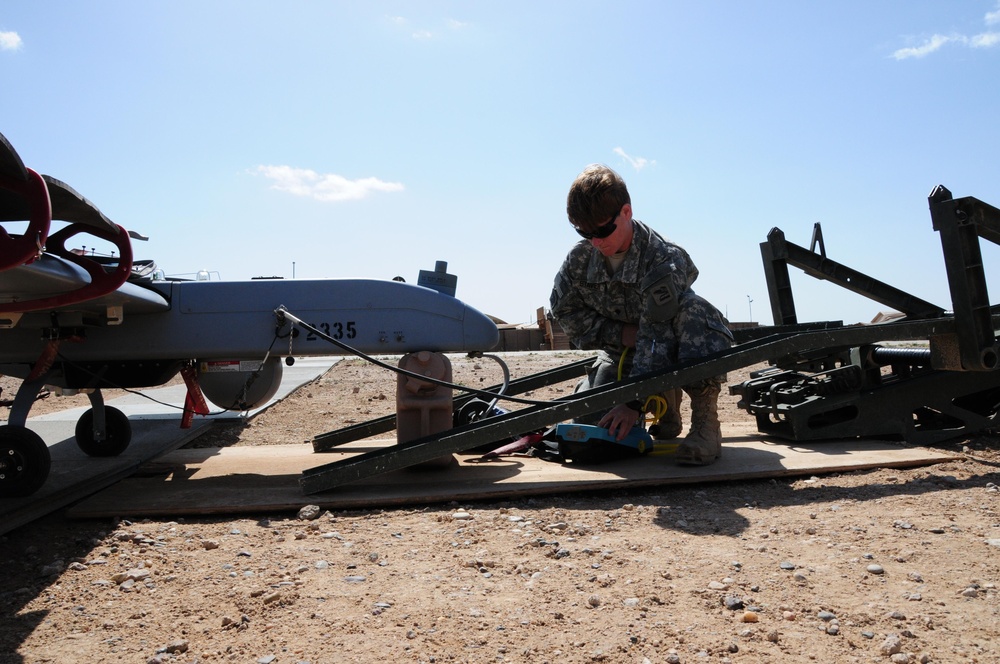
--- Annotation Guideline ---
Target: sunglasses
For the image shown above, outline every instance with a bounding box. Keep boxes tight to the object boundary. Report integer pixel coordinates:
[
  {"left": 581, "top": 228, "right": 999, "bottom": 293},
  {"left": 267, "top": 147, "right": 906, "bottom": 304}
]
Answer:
[{"left": 574, "top": 209, "right": 620, "bottom": 240}]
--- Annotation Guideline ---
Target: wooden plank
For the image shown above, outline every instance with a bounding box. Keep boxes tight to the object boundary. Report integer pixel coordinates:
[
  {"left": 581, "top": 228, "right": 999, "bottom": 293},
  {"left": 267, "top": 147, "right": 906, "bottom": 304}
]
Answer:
[
  {"left": 0, "top": 420, "right": 213, "bottom": 535},
  {"left": 67, "top": 423, "right": 957, "bottom": 519}
]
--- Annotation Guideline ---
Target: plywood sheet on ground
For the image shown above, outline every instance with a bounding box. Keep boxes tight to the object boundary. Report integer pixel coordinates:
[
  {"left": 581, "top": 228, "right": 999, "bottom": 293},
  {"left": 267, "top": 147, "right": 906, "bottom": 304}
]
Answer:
[
  {"left": 0, "top": 420, "right": 212, "bottom": 535},
  {"left": 68, "top": 423, "right": 957, "bottom": 518}
]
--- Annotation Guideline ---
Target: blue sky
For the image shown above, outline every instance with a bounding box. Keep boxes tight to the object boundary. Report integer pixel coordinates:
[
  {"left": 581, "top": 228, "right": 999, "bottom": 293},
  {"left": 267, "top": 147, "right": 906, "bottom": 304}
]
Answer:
[{"left": 2, "top": 2, "right": 999, "bottom": 327}]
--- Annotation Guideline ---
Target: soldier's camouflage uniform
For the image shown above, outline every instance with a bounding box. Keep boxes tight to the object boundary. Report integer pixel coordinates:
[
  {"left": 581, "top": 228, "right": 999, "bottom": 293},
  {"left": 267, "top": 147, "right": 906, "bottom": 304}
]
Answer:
[{"left": 550, "top": 219, "right": 733, "bottom": 401}]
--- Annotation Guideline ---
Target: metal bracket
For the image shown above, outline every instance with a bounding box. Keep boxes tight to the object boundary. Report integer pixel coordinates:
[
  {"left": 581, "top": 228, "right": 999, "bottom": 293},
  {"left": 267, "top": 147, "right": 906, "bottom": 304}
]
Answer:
[
  {"left": 928, "top": 185, "right": 1000, "bottom": 371},
  {"left": 760, "top": 226, "right": 945, "bottom": 326}
]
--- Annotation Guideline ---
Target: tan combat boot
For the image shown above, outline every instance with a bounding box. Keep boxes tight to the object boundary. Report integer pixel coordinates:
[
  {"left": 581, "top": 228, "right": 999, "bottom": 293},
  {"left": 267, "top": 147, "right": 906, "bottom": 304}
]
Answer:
[
  {"left": 676, "top": 383, "right": 722, "bottom": 465},
  {"left": 649, "top": 388, "right": 683, "bottom": 440}
]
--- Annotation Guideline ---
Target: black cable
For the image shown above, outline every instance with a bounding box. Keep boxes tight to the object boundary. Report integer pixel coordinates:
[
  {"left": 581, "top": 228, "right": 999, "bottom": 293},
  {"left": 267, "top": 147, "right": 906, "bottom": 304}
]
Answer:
[{"left": 276, "top": 306, "right": 557, "bottom": 406}]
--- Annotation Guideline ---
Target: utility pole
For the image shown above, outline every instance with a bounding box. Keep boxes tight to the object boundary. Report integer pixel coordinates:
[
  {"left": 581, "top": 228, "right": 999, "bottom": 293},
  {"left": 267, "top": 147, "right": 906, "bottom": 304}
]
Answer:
[{"left": 747, "top": 295, "right": 753, "bottom": 322}]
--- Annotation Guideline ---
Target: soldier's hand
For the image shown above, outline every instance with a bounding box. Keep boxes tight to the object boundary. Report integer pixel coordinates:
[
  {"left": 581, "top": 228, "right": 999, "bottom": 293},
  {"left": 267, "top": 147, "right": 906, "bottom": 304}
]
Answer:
[{"left": 599, "top": 404, "right": 641, "bottom": 440}]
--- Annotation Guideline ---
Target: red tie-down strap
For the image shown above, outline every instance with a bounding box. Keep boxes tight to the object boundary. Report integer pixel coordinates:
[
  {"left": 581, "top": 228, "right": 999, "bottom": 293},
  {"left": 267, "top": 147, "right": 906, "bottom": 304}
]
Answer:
[
  {"left": 0, "top": 167, "right": 52, "bottom": 272},
  {"left": 180, "top": 365, "right": 210, "bottom": 429},
  {"left": 0, "top": 220, "right": 133, "bottom": 314},
  {"left": 26, "top": 339, "right": 64, "bottom": 382},
  {"left": 470, "top": 432, "right": 547, "bottom": 462}
]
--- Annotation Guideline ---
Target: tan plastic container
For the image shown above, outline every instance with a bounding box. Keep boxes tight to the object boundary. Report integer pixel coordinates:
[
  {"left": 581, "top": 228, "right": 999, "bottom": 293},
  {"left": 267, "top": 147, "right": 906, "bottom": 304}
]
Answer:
[{"left": 396, "top": 351, "right": 454, "bottom": 468}]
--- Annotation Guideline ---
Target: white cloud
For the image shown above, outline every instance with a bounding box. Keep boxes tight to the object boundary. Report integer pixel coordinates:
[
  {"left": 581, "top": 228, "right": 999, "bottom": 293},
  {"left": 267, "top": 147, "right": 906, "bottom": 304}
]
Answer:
[
  {"left": 387, "top": 14, "right": 432, "bottom": 39},
  {"left": 971, "top": 31, "right": 1000, "bottom": 47},
  {"left": 0, "top": 31, "right": 23, "bottom": 51},
  {"left": 894, "top": 5, "right": 1000, "bottom": 59},
  {"left": 986, "top": 3, "right": 1000, "bottom": 25},
  {"left": 613, "top": 147, "right": 656, "bottom": 171},
  {"left": 253, "top": 165, "right": 404, "bottom": 202},
  {"left": 892, "top": 34, "right": 954, "bottom": 60},
  {"left": 388, "top": 14, "right": 467, "bottom": 40}
]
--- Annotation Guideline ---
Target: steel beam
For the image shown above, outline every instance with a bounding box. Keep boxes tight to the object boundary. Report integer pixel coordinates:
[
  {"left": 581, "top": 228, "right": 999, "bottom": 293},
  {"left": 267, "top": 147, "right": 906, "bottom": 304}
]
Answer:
[{"left": 761, "top": 227, "right": 945, "bottom": 322}]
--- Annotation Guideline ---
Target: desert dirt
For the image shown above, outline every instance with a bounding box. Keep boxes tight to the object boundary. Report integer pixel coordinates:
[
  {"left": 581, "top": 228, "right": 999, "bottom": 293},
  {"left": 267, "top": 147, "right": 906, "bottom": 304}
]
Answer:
[{"left": 2, "top": 351, "right": 1000, "bottom": 664}]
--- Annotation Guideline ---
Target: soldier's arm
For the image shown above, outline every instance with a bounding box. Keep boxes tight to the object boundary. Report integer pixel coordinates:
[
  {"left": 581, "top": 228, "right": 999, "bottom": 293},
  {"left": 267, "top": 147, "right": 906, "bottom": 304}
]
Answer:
[{"left": 550, "top": 271, "right": 624, "bottom": 351}]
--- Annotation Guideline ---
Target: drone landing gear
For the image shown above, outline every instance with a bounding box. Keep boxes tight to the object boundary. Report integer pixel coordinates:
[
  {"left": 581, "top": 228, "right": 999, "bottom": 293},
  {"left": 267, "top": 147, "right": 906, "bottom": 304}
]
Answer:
[
  {"left": 0, "top": 424, "right": 50, "bottom": 498},
  {"left": 2, "top": 365, "right": 54, "bottom": 498},
  {"left": 2, "top": 357, "right": 134, "bottom": 496},
  {"left": 75, "top": 390, "right": 132, "bottom": 457}
]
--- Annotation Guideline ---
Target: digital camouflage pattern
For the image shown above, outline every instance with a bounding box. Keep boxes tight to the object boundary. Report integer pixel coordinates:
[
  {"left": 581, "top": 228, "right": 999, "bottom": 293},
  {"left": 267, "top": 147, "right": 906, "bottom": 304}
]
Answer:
[{"left": 550, "top": 219, "right": 733, "bottom": 388}]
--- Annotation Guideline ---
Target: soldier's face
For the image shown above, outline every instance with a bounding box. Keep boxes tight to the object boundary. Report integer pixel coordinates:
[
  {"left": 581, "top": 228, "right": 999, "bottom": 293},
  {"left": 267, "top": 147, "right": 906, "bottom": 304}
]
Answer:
[{"left": 591, "top": 209, "right": 631, "bottom": 256}]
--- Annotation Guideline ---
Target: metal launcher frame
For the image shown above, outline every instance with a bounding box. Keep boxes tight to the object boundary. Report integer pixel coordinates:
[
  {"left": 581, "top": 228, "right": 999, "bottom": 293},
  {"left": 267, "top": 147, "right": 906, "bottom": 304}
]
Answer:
[
  {"left": 737, "top": 184, "right": 1000, "bottom": 444},
  {"left": 300, "top": 185, "right": 1000, "bottom": 494}
]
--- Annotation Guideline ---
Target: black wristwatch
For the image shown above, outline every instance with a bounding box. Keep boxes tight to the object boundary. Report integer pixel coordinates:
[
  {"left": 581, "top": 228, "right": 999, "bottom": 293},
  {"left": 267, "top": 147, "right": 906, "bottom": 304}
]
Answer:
[{"left": 625, "top": 400, "right": 643, "bottom": 413}]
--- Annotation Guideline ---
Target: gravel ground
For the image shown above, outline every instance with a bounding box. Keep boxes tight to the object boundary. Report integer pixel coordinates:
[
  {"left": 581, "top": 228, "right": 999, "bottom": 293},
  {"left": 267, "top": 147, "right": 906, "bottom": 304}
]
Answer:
[{"left": 2, "top": 352, "right": 1000, "bottom": 664}]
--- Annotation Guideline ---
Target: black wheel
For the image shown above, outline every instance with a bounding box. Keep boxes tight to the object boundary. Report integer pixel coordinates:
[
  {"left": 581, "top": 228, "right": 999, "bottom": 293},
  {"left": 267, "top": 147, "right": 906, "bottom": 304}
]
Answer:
[
  {"left": 75, "top": 406, "right": 132, "bottom": 457},
  {"left": 455, "top": 399, "right": 492, "bottom": 426},
  {"left": 455, "top": 399, "right": 509, "bottom": 453},
  {"left": 0, "top": 425, "right": 51, "bottom": 498}
]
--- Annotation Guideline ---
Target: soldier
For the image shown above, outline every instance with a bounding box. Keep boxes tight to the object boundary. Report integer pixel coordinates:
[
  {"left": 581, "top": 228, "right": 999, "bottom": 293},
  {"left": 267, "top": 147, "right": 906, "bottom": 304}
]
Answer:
[{"left": 550, "top": 164, "right": 733, "bottom": 465}]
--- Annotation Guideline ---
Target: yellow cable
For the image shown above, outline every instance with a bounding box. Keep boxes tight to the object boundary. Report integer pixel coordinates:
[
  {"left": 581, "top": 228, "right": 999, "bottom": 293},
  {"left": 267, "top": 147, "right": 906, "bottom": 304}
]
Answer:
[
  {"left": 617, "top": 348, "right": 629, "bottom": 381},
  {"left": 618, "top": 349, "right": 671, "bottom": 426},
  {"left": 644, "top": 394, "right": 668, "bottom": 425}
]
